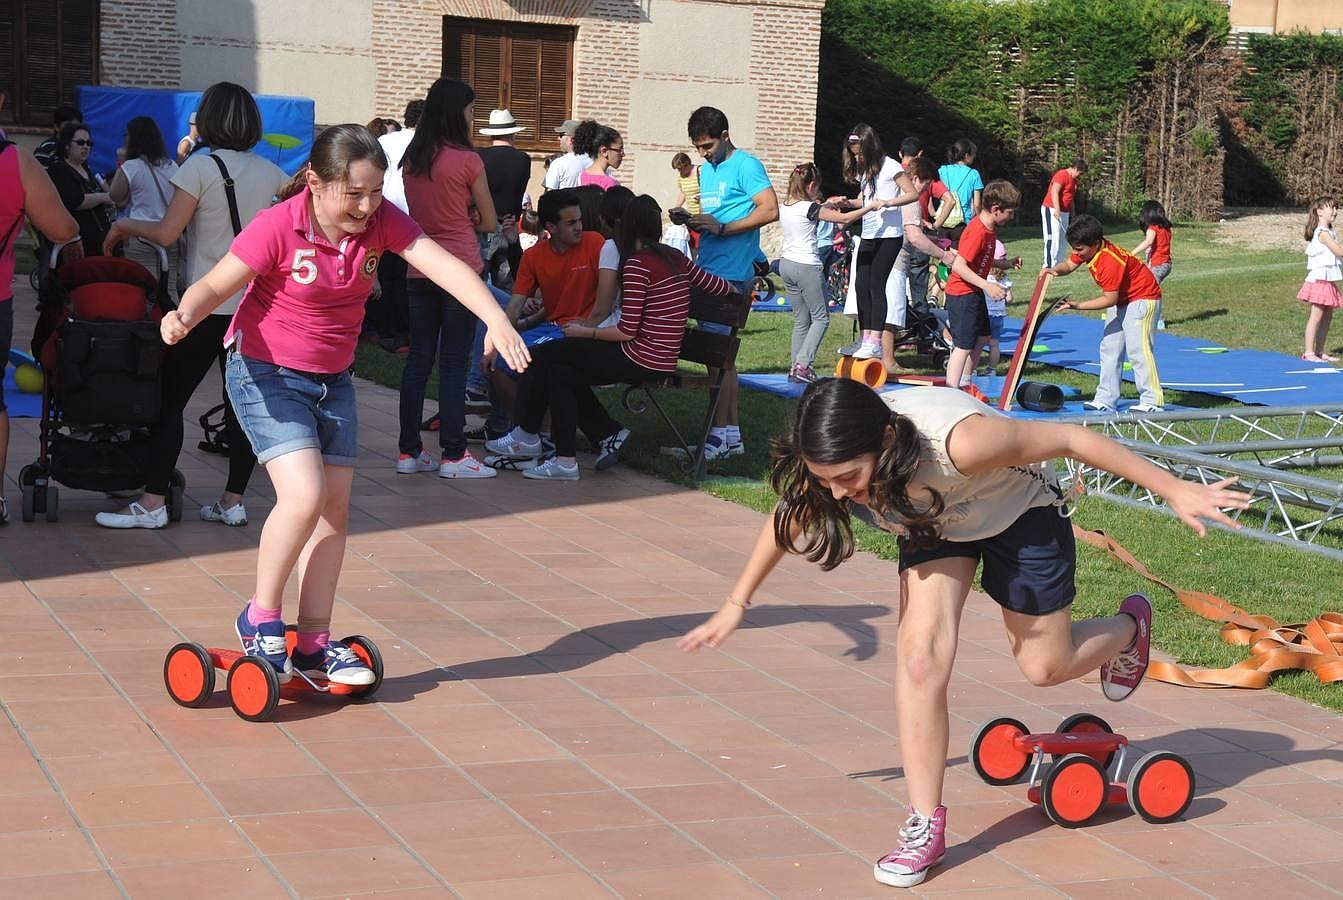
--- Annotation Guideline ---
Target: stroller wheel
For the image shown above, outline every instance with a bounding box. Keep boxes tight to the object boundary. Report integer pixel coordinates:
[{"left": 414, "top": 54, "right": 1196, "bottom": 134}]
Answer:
[
  {"left": 21, "top": 483, "right": 35, "bottom": 522},
  {"left": 29, "top": 269, "right": 40, "bottom": 291},
  {"left": 44, "top": 486, "right": 59, "bottom": 522}
]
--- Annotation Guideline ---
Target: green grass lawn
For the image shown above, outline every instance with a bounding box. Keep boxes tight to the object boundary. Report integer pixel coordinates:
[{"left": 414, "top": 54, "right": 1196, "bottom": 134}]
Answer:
[{"left": 356, "top": 219, "right": 1342, "bottom": 712}]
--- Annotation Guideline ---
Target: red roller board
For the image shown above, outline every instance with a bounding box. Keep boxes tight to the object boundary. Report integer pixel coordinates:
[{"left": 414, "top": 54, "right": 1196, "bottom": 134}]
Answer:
[{"left": 998, "top": 271, "right": 1062, "bottom": 411}]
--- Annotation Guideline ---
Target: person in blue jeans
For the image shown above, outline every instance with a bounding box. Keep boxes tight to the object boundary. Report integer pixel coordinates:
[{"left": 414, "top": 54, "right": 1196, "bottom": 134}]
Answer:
[{"left": 683, "top": 106, "right": 778, "bottom": 460}]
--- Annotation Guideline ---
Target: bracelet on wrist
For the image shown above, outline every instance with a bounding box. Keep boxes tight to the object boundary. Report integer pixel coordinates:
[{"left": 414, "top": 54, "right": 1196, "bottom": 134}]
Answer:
[{"left": 727, "top": 595, "right": 751, "bottom": 609}]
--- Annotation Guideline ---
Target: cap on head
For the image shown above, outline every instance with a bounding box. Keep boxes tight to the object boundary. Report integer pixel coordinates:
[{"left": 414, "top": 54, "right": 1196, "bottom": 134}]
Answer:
[{"left": 555, "top": 119, "right": 580, "bottom": 135}]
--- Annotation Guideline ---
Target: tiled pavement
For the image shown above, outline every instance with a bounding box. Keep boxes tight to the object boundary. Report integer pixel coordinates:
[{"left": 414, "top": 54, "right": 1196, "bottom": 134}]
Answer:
[{"left": 2, "top": 286, "right": 1341, "bottom": 899}]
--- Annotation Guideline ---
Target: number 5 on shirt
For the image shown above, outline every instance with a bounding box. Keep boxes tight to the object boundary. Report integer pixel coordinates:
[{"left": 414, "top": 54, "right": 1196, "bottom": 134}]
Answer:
[{"left": 291, "top": 249, "right": 318, "bottom": 285}]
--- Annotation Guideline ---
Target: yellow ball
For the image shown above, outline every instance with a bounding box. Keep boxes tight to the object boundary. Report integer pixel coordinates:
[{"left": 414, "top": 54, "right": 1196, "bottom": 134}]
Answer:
[{"left": 13, "top": 363, "right": 44, "bottom": 394}]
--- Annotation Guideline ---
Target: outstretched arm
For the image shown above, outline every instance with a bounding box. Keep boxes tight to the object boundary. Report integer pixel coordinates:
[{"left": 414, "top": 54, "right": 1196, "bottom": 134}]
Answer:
[
  {"left": 946, "top": 414, "right": 1249, "bottom": 536},
  {"left": 678, "top": 508, "right": 796, "bottom": 651}
]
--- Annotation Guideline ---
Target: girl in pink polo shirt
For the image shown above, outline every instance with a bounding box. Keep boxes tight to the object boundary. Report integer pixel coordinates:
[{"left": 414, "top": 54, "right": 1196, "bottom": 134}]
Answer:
[{"left": 161, "top": 124, "right": 530, "bottom": 685}]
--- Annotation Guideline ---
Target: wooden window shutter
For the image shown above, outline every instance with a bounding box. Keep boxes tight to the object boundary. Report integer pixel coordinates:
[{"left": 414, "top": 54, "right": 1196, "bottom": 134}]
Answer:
[
  {"left": 7, "top": 0, "right": 99, "bottom": 127},
  {"left": 0, "top": 3, "right": 15, "bottom": 126},
  {"left": 536, "top": 34, "right": 573, "bottom": 145}
]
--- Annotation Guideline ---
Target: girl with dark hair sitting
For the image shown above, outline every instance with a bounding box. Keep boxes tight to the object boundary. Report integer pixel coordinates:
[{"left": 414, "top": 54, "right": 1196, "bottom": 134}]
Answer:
[
  {"left": 503, "top": 194, "right": 737, "bottom": 480},
  {"left": 679, "top": 377, "right": 1248, "bottom": 888}
]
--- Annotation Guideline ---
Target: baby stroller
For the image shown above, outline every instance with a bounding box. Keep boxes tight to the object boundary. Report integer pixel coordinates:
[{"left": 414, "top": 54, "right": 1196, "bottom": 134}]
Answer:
[
  {"left": 887, "top": 237, "right": 952, "bottom": 368},
  {"left": 18, "top": 243, "right": 185, "bottom": 522}
]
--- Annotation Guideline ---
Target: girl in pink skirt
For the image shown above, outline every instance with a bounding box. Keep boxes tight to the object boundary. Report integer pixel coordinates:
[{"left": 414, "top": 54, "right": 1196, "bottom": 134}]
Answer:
[{"left": 1298, "top": 196, "right": 1343, "bottom": 363}]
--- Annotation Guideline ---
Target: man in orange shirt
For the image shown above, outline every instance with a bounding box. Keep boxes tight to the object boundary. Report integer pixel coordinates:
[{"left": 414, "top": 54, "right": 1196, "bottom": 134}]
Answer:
[
  {"left": 1041, "top": 160, "right": 1086, "bottom": 268},
  {"left": 486, "top": 188, "right": 603, "bottom": 458},
  {"left": 1046, "top": 214, "right": 1164, "bottom": 414}
]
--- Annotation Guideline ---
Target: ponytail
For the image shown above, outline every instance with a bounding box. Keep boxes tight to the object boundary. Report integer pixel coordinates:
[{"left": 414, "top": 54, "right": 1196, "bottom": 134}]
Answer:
[{"left": 1305, "top": 196, "right": 1335, "bottom": 241}]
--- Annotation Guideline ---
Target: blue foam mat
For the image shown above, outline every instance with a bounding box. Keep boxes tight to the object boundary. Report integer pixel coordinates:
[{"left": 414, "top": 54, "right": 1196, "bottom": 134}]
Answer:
[
  {"left": 997, "top": 311, "right": 1341, "bottom": 407},
  {"left": 2, "top": 366, "right": 43, "bottom": 418}
]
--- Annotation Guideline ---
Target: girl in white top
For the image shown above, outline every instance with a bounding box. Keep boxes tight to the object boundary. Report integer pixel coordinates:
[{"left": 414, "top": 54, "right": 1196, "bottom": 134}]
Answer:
[
  {"left": 840, "top": 124, "right": 917, "bottom": 361},
  {"left": 679, "top": 378, "right": 1248, "bottom": 889},
  {"left": 1296, "top": 196, "right": 1343, "bottom": 363},
  {"left": 109, "top": 116, "right": 180, "bottom": 300},
  {"left": 778, "top": 162, "right": 875, "bottom": 382}
]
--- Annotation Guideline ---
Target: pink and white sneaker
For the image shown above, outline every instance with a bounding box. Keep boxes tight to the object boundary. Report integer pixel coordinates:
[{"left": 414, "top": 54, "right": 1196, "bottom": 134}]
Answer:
[
  {"left": 873, "top": 805, "right": 947, "bottom": 888},
  {"left": 1100, "top": 592, "right": 1152, "bottom": 701}
]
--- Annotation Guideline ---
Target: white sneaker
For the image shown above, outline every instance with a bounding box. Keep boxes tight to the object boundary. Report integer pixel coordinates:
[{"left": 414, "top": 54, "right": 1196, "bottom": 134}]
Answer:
[
  {"left": 396, "top": 449, "right": 437, "bottom": 474},
  {"left": 485, "top": 430, "right": 542, "bottom": 457},
  {"left": 522, "top": 457, "right": 580, "bottom": 480},
  {"left": 1129, "top": 404, "right": 1165, "bottom": 414},
  {"left": 200, "top": 502, "right": 248, "bottom": 526},
  {"left": 439, "top": 450, "right": 497, "bottom": 478},
  {"left": 595, "top": 427, "right": 631, "bottom": 471},
  {"left": 95, "top": 502, "right": 168, "bottom": 529},
  {"left": 850, "top": 342, "right": 882, "bottom": 360}
]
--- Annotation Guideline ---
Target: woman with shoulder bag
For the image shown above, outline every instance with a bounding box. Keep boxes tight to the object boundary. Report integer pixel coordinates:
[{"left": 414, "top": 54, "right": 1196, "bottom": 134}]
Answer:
[
  {"left": 109, "top": 116, "right": 182, "bottom": 303},
  {"left": 99, "top": 82, "right": 288, "bottom": 530}
]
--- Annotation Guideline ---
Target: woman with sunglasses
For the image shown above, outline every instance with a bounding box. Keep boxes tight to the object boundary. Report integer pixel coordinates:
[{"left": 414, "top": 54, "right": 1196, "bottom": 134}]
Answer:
[
  {"left": 579, "top": 125, "right": 623, "bottom": 190},
  {"left": 47, "top": 123, "right": 114, "bottom": 259}
]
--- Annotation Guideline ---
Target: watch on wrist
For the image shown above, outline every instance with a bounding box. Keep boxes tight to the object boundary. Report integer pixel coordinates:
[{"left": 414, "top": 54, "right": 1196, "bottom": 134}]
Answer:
[{"left": 717, "top": 221, "right": 727, "bottom": 236}]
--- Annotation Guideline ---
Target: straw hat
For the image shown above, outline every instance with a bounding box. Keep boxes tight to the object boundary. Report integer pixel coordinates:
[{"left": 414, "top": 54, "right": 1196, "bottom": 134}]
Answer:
[{"left": 480, "top": 109, "right": 526, "bottom": 136}]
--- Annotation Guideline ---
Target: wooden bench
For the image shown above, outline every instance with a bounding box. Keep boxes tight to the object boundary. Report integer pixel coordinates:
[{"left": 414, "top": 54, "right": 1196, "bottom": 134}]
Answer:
[{"left": 620, "top": 287, "right": 752, "bottom": 481}]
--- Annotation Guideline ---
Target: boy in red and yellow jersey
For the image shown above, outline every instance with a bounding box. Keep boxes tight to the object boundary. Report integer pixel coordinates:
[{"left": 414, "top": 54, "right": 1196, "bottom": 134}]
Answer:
[{"left": 1046, "top": 214, "right": 1164, "bottom": 413}]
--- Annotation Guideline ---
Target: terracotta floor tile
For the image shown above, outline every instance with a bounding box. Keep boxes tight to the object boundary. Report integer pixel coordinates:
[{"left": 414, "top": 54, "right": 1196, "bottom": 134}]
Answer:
[
  {"left": 375, "top": 798, "right": 529, "bottom": 844},
  {"left": 0, "top": 828, "right": 104, "bottom": 878},
  {"left": 505, "top": 789, "right": 658, "bottom": 832},
  {"left": 44, "top": 751, "right": 192, "bottom": 792},
  {"left": 682, "top": 814, "right": 841, "bottom": 861},
  {"left": 463, "top": 759, "right": 610, "bottom": 797},
  {"left": 175, "top": 743, "right": 325, "bottom": 782},
  {"left": 452, "top": 872, "right": 615, "bottom": 900},
  {"left": 991, "top": 832, "right": 1155, "bottom": 883},
  {"left": 205, "top": 773, "right": 355, "bottom": 816},
  {"left": 630, "top": 781, "right": 781, "bottom": 823},
  {"left": 303, "top": 735, "right": 446, "bottom": 773},
  {"left": 733, "top": 852, "right": 884, "bottom": 899},
  {"left": 237, "top": 808, "right": 397, "bottom": 854},
  {"left": 0, "top": 790, "right": 78, "bottom": 833},
  {"left": 743, "top": 775, "right": 893, "bottom": 815},
  {"left": 1179, "top": 865, "right": 1341, "bottom": 899},
  {"left": 602, "top": 862, "right": 772, "bottom": 899},
  {"left": 0, "top": 870, "right": 123, "bottom": 899},
  {"left": 1203, "top": 819, "right": 1342, "bottom": 864},
  {"left": 548, "top": 824, "right": 709, "bottom": 872},
  {"left": 1100, "top": 823, "right": 1271, "bottom": 873},
  {"left": 268, "top": 844, "right": 440, "bottom": 896},
  {"left": 582, "top": 751, "right": 730, "bottom": 789},
  {"left": 65, "top": 780, "right": 221, "bottom": 827},
  {"left": 417, "top": 832, "right": 578, "bottom": 883},
  {"left": 339, "top": 766, "right": 483, "bottom": 806},
  {"left": 709, "top": 744, "right": 838, "bottom": 782},
  {"left": 114, "top": 856, "right": 290, "bottom": 899},
  {"left": 89, "top": 819, "right": 254, "bottom": 867},
  {"left": 540, "top": 722, "right": 678, "bottom": 757},
  {"left": 422, "top": 725, "right": 563, "bottom": 764}
]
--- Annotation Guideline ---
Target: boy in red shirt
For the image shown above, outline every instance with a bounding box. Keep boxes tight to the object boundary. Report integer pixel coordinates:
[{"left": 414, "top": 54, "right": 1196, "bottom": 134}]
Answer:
[
  {"left": 943, "top": 180, "right": 1020, "bottom": 387},
  {"left": 1046, "top": 214, "right": 1164, "bottom": 413},
  {"left": 1041, "top": 160, "right": 1086, "bottom": 268}
]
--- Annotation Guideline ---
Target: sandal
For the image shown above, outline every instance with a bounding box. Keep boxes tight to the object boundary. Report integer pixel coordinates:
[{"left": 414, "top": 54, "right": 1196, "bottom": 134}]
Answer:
[
  {"left": 1320, "top": 353, "right": 1340, "bottom": 362},
  {"left": 1301, "top": 353, "right": 1326, "bottom": 362}
]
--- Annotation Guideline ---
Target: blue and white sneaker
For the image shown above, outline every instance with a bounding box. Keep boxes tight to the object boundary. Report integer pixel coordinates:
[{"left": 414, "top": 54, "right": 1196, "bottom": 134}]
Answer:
[
  {"left": 235, "top": 607, "right": 293, "bottom": 683},
  {"left": 291, "top": 641, "right": 376, "bottom": 686}
]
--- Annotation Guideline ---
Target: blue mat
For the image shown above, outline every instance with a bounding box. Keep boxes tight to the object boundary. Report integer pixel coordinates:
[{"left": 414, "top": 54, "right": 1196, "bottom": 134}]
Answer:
[
  {"left": 997, "top": 311, "right": 1341, "bottom": 407},
  {"left": 2, "top": 368, "right": 43, "bottom": 418},
  {"left": 739, "top": 372, "right": 1091, "bottom": 419}
]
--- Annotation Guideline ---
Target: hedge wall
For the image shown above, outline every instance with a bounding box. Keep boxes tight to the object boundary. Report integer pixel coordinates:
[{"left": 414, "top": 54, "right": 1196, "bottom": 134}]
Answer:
[{"left": 816, "top": 0, "right": 1230, "bottom": 220}]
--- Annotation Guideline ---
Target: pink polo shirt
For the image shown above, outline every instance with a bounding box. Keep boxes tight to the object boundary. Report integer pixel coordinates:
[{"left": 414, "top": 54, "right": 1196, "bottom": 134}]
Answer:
[{"left": 227, "top": 189, "right": 422, "bottom": 373}]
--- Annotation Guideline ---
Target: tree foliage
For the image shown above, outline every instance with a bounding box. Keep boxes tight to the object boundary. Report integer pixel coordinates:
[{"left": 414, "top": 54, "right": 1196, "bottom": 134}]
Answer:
[{"left": 817, "top": 0, "right": 1231, "bottom": 220}]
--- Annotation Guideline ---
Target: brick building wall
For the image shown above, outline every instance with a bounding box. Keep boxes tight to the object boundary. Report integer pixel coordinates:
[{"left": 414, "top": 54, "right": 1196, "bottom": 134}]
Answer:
[{"left": 100, "top": 0, "right": 181, "bottom": 89}]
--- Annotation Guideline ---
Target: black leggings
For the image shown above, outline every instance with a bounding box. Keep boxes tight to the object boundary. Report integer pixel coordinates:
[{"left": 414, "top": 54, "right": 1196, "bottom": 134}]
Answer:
[
  {"left": 853, "top": 236, "right": 903, "bottom": 331},
  {"left": 514, "top": 338, "right": 658, "bottom": 457},
  {"left": 146, "top": 314, "right": 255, "bottom": 497}
]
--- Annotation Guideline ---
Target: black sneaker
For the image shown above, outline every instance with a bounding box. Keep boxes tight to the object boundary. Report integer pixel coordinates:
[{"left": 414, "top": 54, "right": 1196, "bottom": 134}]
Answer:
[
  {"left": 464, "top": 423, "right": 509, "bottom": 443},
  {"left": 464, "top": 389, "right": 491, "bottom": 410}
]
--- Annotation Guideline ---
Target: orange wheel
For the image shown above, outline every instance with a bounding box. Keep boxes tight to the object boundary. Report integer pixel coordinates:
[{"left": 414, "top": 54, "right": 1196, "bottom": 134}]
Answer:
[
  {"left": 851, "top": 358, "right": 887, "bottom": 388},
  {"left": 835, "top": 357, "right": 854, "bottom": 379},
  {"left": 1054, "top": 713, "right": 1116, "bottom": 770},
  {"left": 227, "top": 656, "right": 279, "bottom": 722},
  {"left": 339, "top": 634, "right": 385, "bottom": 698},
  {"left": 969, "top": 717, "right": 1031, "bottom": 785},
  {"left": 1042, "top": 753, "right": 1107, "bottom": 827},
  {"left": 1127, "top": 751, "right": 1195, "bottom": 823},
  {"left": 163, "top": 642, "right": 215, "bottom": 708}
]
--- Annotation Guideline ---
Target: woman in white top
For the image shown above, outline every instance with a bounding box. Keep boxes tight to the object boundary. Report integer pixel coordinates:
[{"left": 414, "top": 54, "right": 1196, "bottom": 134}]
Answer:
[
  {"left": 109, "top": 116, "right": 180, "bottom": 301},
  {"left": 778, "top": 162, "right": 876, "bottom": 382},
  {"left": 100, "top": 81, "right": 289, "bottom": 530},
  {"left": 840, "top": 124, "right": 917, "bottom": 361}
]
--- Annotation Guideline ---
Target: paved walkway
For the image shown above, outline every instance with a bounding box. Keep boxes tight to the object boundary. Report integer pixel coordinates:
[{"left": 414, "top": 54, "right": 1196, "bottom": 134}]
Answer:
[{"left": 2, "top": 283, "right": 1341, "bottom": 899}]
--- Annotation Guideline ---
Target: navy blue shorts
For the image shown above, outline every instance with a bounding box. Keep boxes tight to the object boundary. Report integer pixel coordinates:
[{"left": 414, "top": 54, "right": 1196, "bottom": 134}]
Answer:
[
  {"left": 897, "top": 503, "right": 1076, "bottom": 616},
  {"left": 946, "top": 291, "right": 990, "bottom": 350}
]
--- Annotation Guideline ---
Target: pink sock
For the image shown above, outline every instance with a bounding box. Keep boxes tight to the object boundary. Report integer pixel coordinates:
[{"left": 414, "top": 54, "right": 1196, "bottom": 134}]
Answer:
[
  {"left": 296, "top": 631, "right": 330, "bottom": 655},
  {"left": 246, "top": 598, "right": 282, "bottom": 627}
]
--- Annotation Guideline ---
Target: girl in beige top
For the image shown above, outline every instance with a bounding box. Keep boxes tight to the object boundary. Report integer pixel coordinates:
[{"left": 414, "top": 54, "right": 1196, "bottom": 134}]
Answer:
[{"left": 679, "top": 378, "right": 1247, "bottom": 889}]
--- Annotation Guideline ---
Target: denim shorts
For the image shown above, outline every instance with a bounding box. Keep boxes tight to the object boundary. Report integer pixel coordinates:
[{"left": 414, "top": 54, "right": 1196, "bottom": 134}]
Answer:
[
  {"left": 225, "top": 351, "right": 358, "bottom": 466},
  {"left": 0, "top": 299, "right": 12, "bottom": 414},
  {"left": 695, "top": 277, "right": 752, "bottom": 336}
]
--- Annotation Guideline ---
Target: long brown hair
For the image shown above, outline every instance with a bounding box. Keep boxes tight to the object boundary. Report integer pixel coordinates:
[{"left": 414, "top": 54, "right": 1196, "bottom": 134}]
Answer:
[
  {"left": 1305, "top": 196, "right": 1337, "bottom": 241},
  {"left": 770, "top": 379, "right": 943, "bottom": 571},
  {"left": 841, "top": 123, "right": 884, "bottom": 192}
]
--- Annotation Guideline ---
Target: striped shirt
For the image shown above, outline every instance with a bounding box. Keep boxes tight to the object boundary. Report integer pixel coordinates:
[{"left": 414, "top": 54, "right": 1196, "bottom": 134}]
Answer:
[{"left": 617, "top": 249, "right": 734, "bottom": 372}]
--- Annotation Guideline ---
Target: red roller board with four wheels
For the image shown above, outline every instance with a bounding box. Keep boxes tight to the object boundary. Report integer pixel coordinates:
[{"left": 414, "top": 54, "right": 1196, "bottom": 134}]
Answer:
[
  {"left": 969, "top": 713, "right": 1195, "bottom": 827},
  {"left": 163, "top": 629, "right": 383, "bottom": 722}
]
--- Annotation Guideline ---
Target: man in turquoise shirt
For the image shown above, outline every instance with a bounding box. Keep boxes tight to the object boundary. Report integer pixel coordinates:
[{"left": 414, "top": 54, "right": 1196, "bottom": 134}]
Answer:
[{"left": 685, "top": 106, "right": 779, "bottom": 460}]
